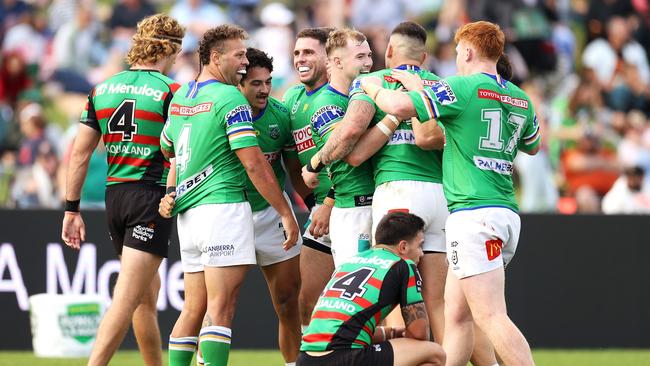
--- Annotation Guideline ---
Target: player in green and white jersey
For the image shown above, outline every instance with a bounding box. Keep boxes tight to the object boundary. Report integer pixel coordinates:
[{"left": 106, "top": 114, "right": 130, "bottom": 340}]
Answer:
[
  {"left": 239, "top": 47, "right": 303, "bottom": 364},
  {"left": 61, "top": 14, "right": 185, "bottom": 366},
  {"left": 282, "top": 27, "right": 337, "bottom": 331},
  {"left": 298, "top": 212, "right": 445, "bottom": 366},
  {"left": 362, "top": 21, "right": 539, "bottom": 366},
  {"left": 302, "top": 29, "right": 374, "bottom": 267},
  {"left": 159, "top": 25, "right": 299, "bottom": 366}
]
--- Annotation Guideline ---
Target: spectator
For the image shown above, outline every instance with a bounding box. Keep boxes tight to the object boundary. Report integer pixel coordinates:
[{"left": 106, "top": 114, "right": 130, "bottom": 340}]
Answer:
[
  {"left": 0, "top": 0, "right": 29, "bottom": 38},
  {"left": 12, "top": 140, "right": 59, "bottom": 208},
  {"left": 170, "top": 0, "right": 228, "bottom": 52},
  {"left": 602, "top": 166, "right": 650, "bottom": 213},
  {"left": 252, "top": 2, "right": 294, "bottom": 89},
  {"left": 0, "top": 148, "right": 17, "bottom": 207},
  {"left": 582, "top": 16, "right": 650, "bottom": 112},
  {"left": 0, "top": 51, "right": 31, "bottom": 108},
  {"left": 17, "top": 103, "right": 46, "bottom": 166},
  {"left": 561, "top": 133, "right": 620, "bottom": 198}
]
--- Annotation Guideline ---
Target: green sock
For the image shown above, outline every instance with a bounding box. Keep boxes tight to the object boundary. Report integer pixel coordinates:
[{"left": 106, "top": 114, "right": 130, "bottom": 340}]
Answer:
[
  {"left": 199, "top": 326, "right": 232, "bottom": 366},
  {"left": 169, "top": 336, "right": 198, "bottom": 366}
]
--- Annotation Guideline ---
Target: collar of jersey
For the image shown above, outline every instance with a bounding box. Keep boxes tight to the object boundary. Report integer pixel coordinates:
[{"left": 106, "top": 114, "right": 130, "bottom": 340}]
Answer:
[
  {"left": 395, "top": 64, "right": 421, "bottom": 71},
  {"left": 252, "top": 106, "right": 267, "bottom": 121},
  {"left": 186, "top": 79, "right": 220, "bottom": 98},
  {"left": 327, "top": 85, "right": 348, "bottom": 99},
  {"left": 305, "top": 82, "right": 328, "bottom": 96},
  {"left": 129, "top": 68, "right": 160, "bottom": 73},
  {"left": 482, "top": 73, "right": 508, "bottom": 89}
]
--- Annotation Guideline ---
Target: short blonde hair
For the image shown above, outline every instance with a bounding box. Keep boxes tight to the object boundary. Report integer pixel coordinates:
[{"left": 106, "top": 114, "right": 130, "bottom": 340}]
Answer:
[
  {"left": 325, "top": 28, "right": 367, "bottom": 56},
  {"left": 125, "top": 14, "right": 185, "bottom": 66},
  {"left": 454, "top": 21, "right": 505, "bottom": 62}
]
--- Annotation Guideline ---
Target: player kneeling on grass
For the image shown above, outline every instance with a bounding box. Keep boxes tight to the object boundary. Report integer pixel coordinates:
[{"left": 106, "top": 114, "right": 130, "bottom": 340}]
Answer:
[{"left": 297, "top": 212, "right": 445, "bottom": 366}]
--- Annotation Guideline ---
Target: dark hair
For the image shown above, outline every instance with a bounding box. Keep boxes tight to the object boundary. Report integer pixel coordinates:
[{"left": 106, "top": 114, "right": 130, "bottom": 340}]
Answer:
[
  {"left": 296, "top": 27, "right": 335, "bottom": 46},
  {"left": 375, "top": 212, "right": 425, "bottom": 246},
  {"left": 391, "top": 21, "right": 427, "bottom": 45},
  {"left": 624, "top": 166, "right": 644, "bottom": 176},
  {"left": 497, "top": 53, "right": 513, "bottom": 80},
  {"left": 198, "top": 24, "right": 248, "bottom": 66},
  {"left": 241, "top": 47, "right": 273, "bottom": 83}
]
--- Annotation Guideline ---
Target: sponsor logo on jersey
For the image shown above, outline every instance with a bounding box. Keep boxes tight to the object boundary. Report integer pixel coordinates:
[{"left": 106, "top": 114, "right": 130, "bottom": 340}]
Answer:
[
  {"left": 311, "top": 105, "right": 344, "bottom": 137},
  {"left": 349, "top": 78, "right": 363, "bottom": 96},
  {"left": 431, "top": 80, "right": 457, "bottom": 105},
  {"left": 225, "top": 104, "right": 253, "bottom": 126},
  {"left": 292, "top": 125, "right": 315, "bottom": 153},
  {"left": 316, "top": 298, "right": 355, "bottom": 313},
  {"left": 106, "top": 144, "right": 151, "bottom": 156},
  {"left": 268, "top": 124, "right": 280, "bottom": 140},
  {"left": 204, "top": 244, "right": 235, "bottom": 257},
  {"left": 95, "top": 82, "right": 165, "bottom": 102},
  {"left": 478, "top": 89, "right": 529, "bottom": 109},
  {"left": 387, "top": 129, "right": 415, "bottom": 146},
  {"left": 176, "top": 165, "right": 214, "bottom": 199},
  {"left": 170, "top": 102, "right": 213, "bottom": 116},
  {"left": 263, "top": 151, "right": 281, "bottom": 165},
  {"left": 485, "top": 239, "right": 503, "bottom": 261},
  {"left": 346, "top": 255, "right": 394, "bottom": 270},
  {"left": 132, "top": 224, "right": 155, "bottom": 242},
  {"left": 291, "top": 100, "right": 301, "bottom": 114},
  {"left": 473, "top": 156, "right": 513, "bottom": 175}
]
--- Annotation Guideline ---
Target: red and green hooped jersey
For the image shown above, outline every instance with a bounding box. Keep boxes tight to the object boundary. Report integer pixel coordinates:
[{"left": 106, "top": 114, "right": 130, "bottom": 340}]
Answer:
[
  {"left": 80, "top": 69, "right": 179, "bottom": 186},
  {"left": 301, "top": 248, "right": 423, "bottom": 351},
  {"left": 160, "top": 79, "right": 259, "bottom": 215},
  {"left": 244, "top": 97, "right": 297, "bottom": 212},
  {"left": 408, "top": 73, "right": 541, "bottom": 212},
  {"left": 282, "top": 83, "right": 332, "bottom": 204},
  {"left": 349, "top": 65, "right": 443, "bottom": 187}
]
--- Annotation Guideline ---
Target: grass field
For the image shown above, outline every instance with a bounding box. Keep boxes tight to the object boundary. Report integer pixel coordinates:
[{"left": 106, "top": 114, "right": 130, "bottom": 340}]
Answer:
[{"left": 0, "top": 349, "right": 649, "bottom": 366}]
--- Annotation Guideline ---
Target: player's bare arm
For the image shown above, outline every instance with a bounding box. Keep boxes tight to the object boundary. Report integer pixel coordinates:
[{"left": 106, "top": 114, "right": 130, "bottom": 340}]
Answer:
[
  {"left": 62, "top": 124, "right": 101, "bottom": 250},
  {"left": 283, "top": 154, "right": 313, "bottom": 200},
  {"left": 362, "top": 78, "right": 417, "bottom": 121},
  {"left": 410, "top": 117, "right": 445, "bottom": 150},
  {"left": 344, "top": 115, "right": 401, "bottom": 167},
  {"left": 159, "top": 159, "right": 176, "bottom": 218},
  {"left": 401, "top": 302, "right": 431, "bottom": 341},
  {"left": 236, "top": 146, "right": 299, "bottom": 250},
  {"left": 317, "top": 99, "right": 376, "bottom": 165}
]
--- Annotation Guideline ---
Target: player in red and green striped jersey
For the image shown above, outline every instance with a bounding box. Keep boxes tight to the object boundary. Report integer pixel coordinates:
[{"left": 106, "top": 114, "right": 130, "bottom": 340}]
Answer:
[
  {"left": 61, "top": 14, "right": 185, "bottom": 366},
  {"left": 298, "top": 212, "right": 445, "bottom": 366}
]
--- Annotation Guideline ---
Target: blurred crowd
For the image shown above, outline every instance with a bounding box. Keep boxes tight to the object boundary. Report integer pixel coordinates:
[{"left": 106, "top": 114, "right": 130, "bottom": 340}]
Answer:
[{"left": 1, "top": 0, "right": 650, "bottom": 214}]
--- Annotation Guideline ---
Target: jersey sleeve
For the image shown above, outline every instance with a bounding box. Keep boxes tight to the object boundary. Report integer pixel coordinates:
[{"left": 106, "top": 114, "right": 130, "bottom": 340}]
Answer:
[
  {"left": 408, "top": 76, "right": 468, "bottom": 123},
  {"left": 79, "top": 90, "right": 100, "bottom": 131},
  {"left": 160, "top": 119, "right": 174, "bottom": 153},
  {"left": 223, "top": 93, "right": 258, "bottom": 151},
  {"left": 383, "top": 259, "right": 424, "bottom": 308},
  {"left": 310, "top": 101, "right": 346, "bottom": 144},
  {"left": 349, "top": 76, "right": 377, "bottom": 107},
  {"left": 519, "top": 110, "right": 541, "bottom": 152}
]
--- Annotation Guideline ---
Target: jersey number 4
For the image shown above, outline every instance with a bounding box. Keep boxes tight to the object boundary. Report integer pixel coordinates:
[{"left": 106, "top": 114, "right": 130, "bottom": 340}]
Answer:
[
  {"left": 107, "top": 99, "right": 137, "bottom": 141},
  {"left": 329, "top": 267, "right": 375, "bottom": 301},
  {"left": 480, "top": 109, "right": 526, "bottom": 154}
]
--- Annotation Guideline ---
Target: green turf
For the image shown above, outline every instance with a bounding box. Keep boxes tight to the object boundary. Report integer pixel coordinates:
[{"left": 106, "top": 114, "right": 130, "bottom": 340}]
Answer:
[{"left": 0, "top": 349, "right": 648, "bottom": 365}]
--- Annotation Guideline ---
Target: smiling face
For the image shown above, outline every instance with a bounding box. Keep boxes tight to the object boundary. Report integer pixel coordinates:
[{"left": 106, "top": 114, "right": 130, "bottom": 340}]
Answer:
[
  {"left": 332, "top": 39, "right": 373, "bottom": 80},
  {"left": 293, "top": 36, "right": 328, "bottom": 88},
  {"left": 239, "top": 66, "right": 272, "bottom": 113},
  {"left": 216, "top": 38, "right": 249, "bottom": 85}
]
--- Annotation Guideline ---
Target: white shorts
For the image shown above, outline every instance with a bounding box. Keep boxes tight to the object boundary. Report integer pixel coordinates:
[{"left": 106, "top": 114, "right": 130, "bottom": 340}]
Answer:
[
  {"left": 177, "top": 202, "right": 255, "bottom": 272},
  {"left": 302, "top": 203, "right": 332, "bottom": 251},
  {"left": 329, "top": 206, "right": 373, "bottom": 268},
  {"left": 372, "top": 181, "right": 448, "bottom": 252},
  {"left": 252, "top": 194, "right": 302, "bottom": 267},
  {"left": 445, "top": 207, "right": 521, "bottom": 279}
]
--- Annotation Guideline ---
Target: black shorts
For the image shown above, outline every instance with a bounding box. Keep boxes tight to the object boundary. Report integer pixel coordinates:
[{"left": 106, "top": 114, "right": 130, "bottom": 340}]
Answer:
[
  {"left": 105, "top": 183, "right": 172, "bottom": 258},
  {"left": 297, "top": 342, "right": 393, "bottom": 366}
]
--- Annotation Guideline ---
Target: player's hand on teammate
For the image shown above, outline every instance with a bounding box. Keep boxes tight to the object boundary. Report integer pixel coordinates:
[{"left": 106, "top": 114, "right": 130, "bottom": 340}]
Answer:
[
  {"left": 301, "top": 165, "right": 320, "bottom": 189},
  {"left": 309, "top": 203, "right": 332, "bottom": 238},
  {"left": 158, "top": 191, "right": 176, "bottom": 218},
  {"left": 62, "top": 212, "right": 85, "bottom": 250},
  {"left": 360, "top": 75, "right": 383, "bottom": 91},
  {"left": 391, "top": 69, "right": 423, "bottom": 92},
  {"left": 280, "top": 214, "right": 300, "bottom": 251}
]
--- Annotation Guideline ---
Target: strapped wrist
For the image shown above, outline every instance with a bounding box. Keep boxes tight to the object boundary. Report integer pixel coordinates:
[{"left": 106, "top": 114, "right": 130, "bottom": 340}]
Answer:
[
  {"left": 306, "top": 154, "right": 325, "bottom": 173},
  {"left": 65, "top": 199, "right": 80, "bottom": 212}
]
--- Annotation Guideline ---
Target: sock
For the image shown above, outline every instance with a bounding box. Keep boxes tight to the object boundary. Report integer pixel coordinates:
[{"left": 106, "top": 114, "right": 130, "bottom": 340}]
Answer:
[
  {"left": 169, "top": 336, "right": 198, "bottom": 366},
  {"left": 301, "top": 325, "right": 308, "bottom": 334},
  {"left": 199, "top": 326, "right": 232, "bottom": 366}
]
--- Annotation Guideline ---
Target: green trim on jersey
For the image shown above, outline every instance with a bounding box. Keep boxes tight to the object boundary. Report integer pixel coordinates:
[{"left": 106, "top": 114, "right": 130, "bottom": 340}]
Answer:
[
  {"left": 80, "top": 69, "right": 179, "bottom": 186},
  {"left": 309, "top": 86, "right": 374, "bottom": 208},
  {"left": 349, "top": 65, "right": 443, "bottom": 186},
  {"left": 161, "top": 79, "right": 258, "bottom": 214},
  {"left": 244, "top": 97, "right": 296, "bottom": 212},
  {"left": 410, "top": 73, "right": 540, "bottom": 212},
  {"left": 282, "top": 83, "right": 332, "bottom": 204},
  {"left": 301, "top": 248, "right": 423, "bottom": 351}
]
